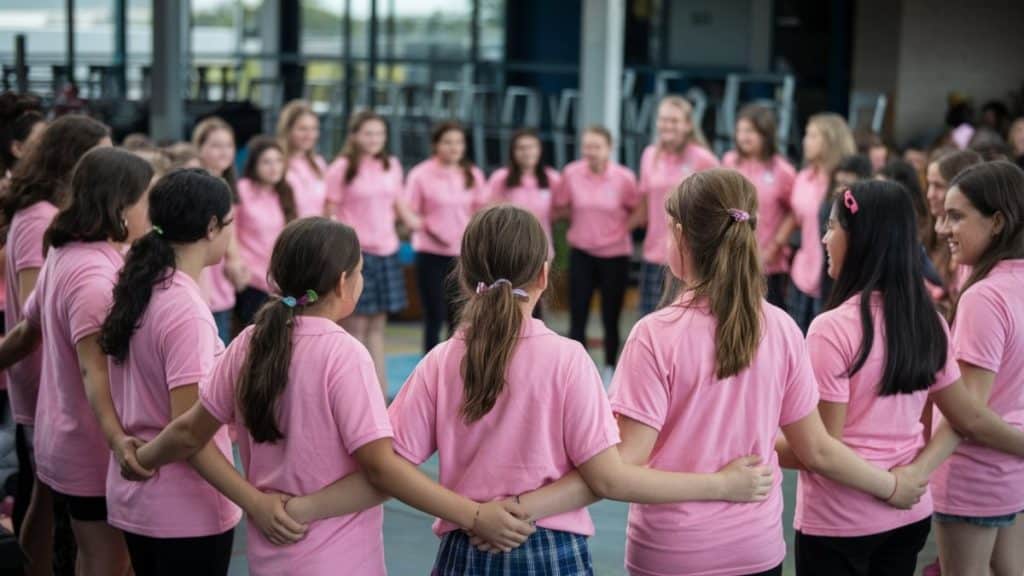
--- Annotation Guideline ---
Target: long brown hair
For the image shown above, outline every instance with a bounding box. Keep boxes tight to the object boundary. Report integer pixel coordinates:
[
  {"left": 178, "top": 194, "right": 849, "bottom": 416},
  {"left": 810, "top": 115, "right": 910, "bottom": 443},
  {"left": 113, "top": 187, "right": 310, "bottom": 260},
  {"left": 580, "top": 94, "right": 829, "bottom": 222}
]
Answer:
[
  {"left": 457, "top": 205, "right": 548, "bottom": 422},
  {"left": 658, "top": 95, "right": 709, "bottom": 151},
  {"left": 192, "top": 116, "right": 238, "bottom": 201},
  {"left": 237, "top": 217, "right": 361, "bottom": 443},
  {"left": 339, "top": 110, "right": 391, "bottom": 184},
  {"left": 666, "top": 169, "right": 763, "bottom": 378},
  {"left": 806, "top": 113, "right": 857, "bottom": 174},
  {"left": 735, "top": 104, "right": 777, "bottom": 161},
  {"left": 930, "top": 149, "right": 983, "bottom": 306},
  {"left": 505, "top": 129, "right": 549, "bottom": 189},
  {"left": 949, "top": 161, "right": 1024, "bottom": 319},
  {"left": 242, "top": 135, "right": 297, "bottom": 222},
  {"left": 276, "top": 100, "right": 323, "bottom": 177},
  {"left": 432, "top": 121, "right": 475, "bottom": 189}
]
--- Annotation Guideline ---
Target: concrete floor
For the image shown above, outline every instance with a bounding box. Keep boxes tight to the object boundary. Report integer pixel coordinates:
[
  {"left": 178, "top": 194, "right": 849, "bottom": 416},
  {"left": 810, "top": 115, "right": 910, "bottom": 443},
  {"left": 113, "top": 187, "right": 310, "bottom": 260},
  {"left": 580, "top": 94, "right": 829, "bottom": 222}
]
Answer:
[{"left": 227, "top": 310, "right": 940, "bottom": 575}]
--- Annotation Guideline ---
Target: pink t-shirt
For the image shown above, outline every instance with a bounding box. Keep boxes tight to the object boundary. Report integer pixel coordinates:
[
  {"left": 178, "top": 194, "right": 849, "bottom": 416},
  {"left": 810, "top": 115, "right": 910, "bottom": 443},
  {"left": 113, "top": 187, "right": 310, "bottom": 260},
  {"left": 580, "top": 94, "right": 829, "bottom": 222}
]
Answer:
[
  {"left": 200, "top": 317, "right": 392, "bottom": 576},
  {"left": 405, "top": 158, "right": 486, "bottom": 257},
  {"left": 485, "top": 167, "right": 561, "bottom": 258},
  {"left": 640, "top": 144, "right": 719, "bottom": 265},
  {"left": 287, "top": 154, "right": 328, "bottom": 218},
  {"left": 199, "top": 260, "right": 236, "bottom": 313},
  {"left": 722, "top": 152, "right": 797, "bottom": 275},
  {"left": 25, "top": 241, "right": 123, "bottom": 496},
  {"left": 555, "top": 160, "right": 640, "bottom": 259},
  {"left": 796, "top": 293, "right": 959, "bottom": 537},
  {"left": 107, "top": 270, "right": 241, "bottom": 537},
  {"left": 4, "top": 200, "right": 58, "bottom": 425},
  {"left": 790, "top": 167, "right": 830, "bottom": 297},
  {"left": 325, "top": 156, "right": 404, "bottom": 257},
  {"left": 389, "top": 318, "right": 620, "bottom": 537},
  {"left": 236, "top": 178, "right": 288, "bottom": 294},
  {"left": 609, "top": 297, "right": 819, "bottom": 576},
  {"left": 933, "top": 259, "right": 1024, "bottom": 517}
]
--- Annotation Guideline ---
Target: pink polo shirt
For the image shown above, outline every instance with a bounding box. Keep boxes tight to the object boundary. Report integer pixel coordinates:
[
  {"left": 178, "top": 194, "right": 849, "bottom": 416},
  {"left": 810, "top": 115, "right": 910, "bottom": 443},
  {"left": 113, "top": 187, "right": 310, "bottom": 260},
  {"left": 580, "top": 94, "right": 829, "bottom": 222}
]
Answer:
[
  {"left": 722, "top": 152, "right": 797, "bottom": 275},
  {"left": 236, "top": 178, "right": 288, "bottom": 294},
  {"left": 107, "top": 270, "right": 241, "bottom": 537},
  {"left": 389, "top": 318, "right": 620, "bottom": 537},
  {"left": 287, "top": 154, "right": 328, "bottom": 218},
  {"left": 609, "top": 296, "right": 819, "bottom": 576},
  {"left": 405, "top": 158, "right": 486, "bottom": 257},
  {"left": 555, "top": 159, "right": 640, "bottom": 259},
  {"left": 933, "top": 259, "right": 1024, "bottom": 517},
  {"left": 640, "top": 144, "right": 719, "bottom": 265},
  {"left": 4, "top": 200, "right": 58, "bottom": 425},
  {"left": 25, "top": 241, "right": 123, "bottom": 497},
  {"left": 796, "top": 293, "right": 959, "bottom": 537},
  {"left": 325, "top": 156, "right": 404, "bottom": 257},
  {"left": 200, "top": 317, "right": 392, "bottom": 576},
  {"left": 790, "top": 167, "right": 830, "bottom": 297},
  {"left": 200, "top": 259, "right": 236, "bottom": 314},
  {"left": 485, "top": 167, "right": 561, "bottom": 257}
]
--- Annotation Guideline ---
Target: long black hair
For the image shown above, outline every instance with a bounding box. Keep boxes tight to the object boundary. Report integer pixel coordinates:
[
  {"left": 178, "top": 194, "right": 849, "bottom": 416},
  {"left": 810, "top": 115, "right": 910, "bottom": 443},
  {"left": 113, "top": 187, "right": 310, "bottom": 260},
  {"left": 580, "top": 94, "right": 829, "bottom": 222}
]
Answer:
[
  {"left": 826, "top": 179, "right": 947, "bottom": 395},
  {"left": 0, "top": 91, "right": 44, "bottom": 175},
  {"left": 101, "top": 169, "right": 232, "bottom": 362},
  {"left": 45, "top": 147, "right": 153, "bottom": 250},
  {"left": 238, "top": 218, "right": 361, "bottom": 443}
]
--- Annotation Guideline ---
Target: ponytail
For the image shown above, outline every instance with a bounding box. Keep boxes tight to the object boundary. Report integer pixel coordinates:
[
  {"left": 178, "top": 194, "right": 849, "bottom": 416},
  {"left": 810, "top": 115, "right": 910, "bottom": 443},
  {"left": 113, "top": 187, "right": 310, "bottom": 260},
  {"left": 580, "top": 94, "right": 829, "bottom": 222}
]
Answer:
[
  {"left": 460, "top": 281, "right": 524, "bottom": 422},
  {"left": 237, "top": 299, "right": 295, "bottom": 443}
]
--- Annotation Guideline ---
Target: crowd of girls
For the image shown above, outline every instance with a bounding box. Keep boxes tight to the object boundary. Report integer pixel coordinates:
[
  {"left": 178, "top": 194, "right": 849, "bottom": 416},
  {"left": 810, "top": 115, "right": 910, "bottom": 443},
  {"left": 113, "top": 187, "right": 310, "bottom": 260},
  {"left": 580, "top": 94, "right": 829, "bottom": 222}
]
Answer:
[{"left": 0, "top": 89, "right": 1021, "bottom": 576}]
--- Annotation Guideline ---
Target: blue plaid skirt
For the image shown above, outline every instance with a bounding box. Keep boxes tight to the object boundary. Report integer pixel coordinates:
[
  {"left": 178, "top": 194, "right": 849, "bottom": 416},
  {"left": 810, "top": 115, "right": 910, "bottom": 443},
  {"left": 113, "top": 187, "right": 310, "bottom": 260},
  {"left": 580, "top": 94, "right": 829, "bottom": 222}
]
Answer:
[
  {"left": 356, "top": 251, "right": 408, "bottom": 315},
  {"left": 432, "top": 528, "right": 593, "bottom": 576},
  {"left": 640, "top": 261, "right": 682, "bottom": 316}
]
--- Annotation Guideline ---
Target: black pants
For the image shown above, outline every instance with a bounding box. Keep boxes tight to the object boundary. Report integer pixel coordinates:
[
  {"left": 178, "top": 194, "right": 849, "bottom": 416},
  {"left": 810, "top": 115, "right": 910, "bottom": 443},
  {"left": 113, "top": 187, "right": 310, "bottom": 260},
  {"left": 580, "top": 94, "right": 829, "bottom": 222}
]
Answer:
[
  {"left": 569, "top": 249, "right": 629, "bottom": 366},
  {"left": 749, "top": 564, "right": 782, "bottom": 576},
  {"left": 766, "top": 273, "right": 789, "bottom": 309},
  {"left": 124, "top": 528, "right": 234, "bottom": 576},
  {"left": 12, "top": 424, "right": 32, "bottom": 536},
  {"left": 795, "top": 517, "right": 931, "bottom": 576},
  {"left": 416, "top": 252, "right": 459, "bottom": 353},
  {"left": 235, "top": 287, "right": 269, "bottom": 328}
]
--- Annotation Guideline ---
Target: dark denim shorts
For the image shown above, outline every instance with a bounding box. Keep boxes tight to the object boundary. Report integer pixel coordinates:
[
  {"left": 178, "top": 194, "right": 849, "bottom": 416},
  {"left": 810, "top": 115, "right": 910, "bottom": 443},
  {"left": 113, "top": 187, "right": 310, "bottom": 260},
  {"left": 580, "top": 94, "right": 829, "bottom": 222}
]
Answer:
[{"left": 934, "top": 510, "right": 1020, "bottom": 528}]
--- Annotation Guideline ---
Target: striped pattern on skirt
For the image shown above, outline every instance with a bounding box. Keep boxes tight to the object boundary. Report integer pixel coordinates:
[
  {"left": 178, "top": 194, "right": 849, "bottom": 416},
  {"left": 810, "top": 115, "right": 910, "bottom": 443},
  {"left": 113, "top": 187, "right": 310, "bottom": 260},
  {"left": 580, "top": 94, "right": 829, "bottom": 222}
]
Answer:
[{"left": 432, "top": 527, "right": 593, "bottom": 576}]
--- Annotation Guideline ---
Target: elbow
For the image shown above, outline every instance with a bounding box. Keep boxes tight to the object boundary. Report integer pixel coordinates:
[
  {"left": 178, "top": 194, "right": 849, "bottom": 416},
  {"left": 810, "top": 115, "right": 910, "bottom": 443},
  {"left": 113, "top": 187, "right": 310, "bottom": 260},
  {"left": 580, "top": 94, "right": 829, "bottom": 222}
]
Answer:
[
  {"left": 360, "top": 459, "right": 391, "bottom": 490},
  {"left": 799, "top": 443, "right": 833, "bottom": 476},
  {"left": 172, "top": 419, "right": 205, "bottom": 457},
  {"left": 585, "top": 473, "right": 624, "bottom": 501}
]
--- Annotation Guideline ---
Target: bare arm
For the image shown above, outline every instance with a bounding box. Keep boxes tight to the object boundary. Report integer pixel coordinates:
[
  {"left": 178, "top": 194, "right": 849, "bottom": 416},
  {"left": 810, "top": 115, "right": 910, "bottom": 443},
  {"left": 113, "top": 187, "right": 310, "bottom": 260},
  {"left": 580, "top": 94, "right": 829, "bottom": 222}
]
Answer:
[
  {"left": 627, "top": 196, "right": 648, "bottom": 231},
  {"left": 0, "top": 320, "right": 41, "bottom": 371},
  {"left": 284, "top": 473, "right": 389, "bottom": 524},
  {"left": 931, "top": 368, "right": 1024, "bottom": 458},
  {"left": 777, "top": 401, "right": 847, "bottom": 471},
  {"left": 394, "top": 197, "right": 423, "bottom": 232},
  {"left": 17, "top": 268, "right": 40, "bottom": 309}
]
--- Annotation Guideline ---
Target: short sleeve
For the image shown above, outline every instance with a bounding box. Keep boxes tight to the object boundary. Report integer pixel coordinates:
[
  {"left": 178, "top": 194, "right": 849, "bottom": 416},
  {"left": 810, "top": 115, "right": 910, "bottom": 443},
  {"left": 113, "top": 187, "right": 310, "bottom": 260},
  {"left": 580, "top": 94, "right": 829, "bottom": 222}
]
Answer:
[
  {"left": 23, "top": 281, "right": 41, "bottom": 328},
  {"left": 609, "top": 322, "right": 670, "bottom": 431},
  {"left": 404, "top": 168, "right": 425, "bottom": 213},
  {"left": 806, "top": 319, "right": 851, "bottom": 403},
  {"left": 68, "top": 271, "right": 115, "bottom": 344},
  {"left": 620, "top": 168, "right": 641, "bottom": 209},
  {"left": 199, "top": 333, "right": 247, "bottom": 425},
  {"left": 951, "top": 287, "right": 1007, "bottom": 374},
  {"left": 693, "top": 146, "right": 720, "bottom": 171},
  {"left": 638, "top": 147, "right": 656, "bottom": 195},
  {"left": 777, "top": 160, "right": 797, "bottom": 208},
  {"left": 387, "top": 358, "right": 438, "bottom": 465},
  {"left": 323, "top": 159, "right": 347, "bottom": 206},
  {"left": 329, "top": 344, "right": 393, "bottom": 455},
  {"left": 563, "top": 346, "right": 620, "bottom": 466},
  {"left": 552, "top": 168, "right": 571, "bottom": 209},
  {"left": 12, "top": 211, "right": 51, "bottom": 272},
  {"left": 484, "top": 171, "right": 505, "bottom": 206},
  {"left": 162, "top": 314, "right": 222, "bottom": 390},
  {"left": 780, "top": 323, "right": 821, "bottom": 426},
  {"left": 931, "top": 317, "right": 962, "bottom": 392}
]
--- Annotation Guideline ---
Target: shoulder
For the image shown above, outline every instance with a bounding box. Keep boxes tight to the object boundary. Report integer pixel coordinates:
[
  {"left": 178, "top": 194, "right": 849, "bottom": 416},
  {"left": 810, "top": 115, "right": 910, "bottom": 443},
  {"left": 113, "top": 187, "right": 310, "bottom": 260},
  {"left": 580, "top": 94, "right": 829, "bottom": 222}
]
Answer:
[{"left": 722, "top": 150, "right": 739, "bottom": 166}]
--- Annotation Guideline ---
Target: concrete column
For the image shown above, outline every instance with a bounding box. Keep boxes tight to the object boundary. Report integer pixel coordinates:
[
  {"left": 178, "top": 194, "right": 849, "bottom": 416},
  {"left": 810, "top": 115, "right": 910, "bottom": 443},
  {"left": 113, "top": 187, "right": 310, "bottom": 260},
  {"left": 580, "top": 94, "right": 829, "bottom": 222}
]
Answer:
[
  {"left": 748, "top": 0, "right": 773, "bottom": 73},
  {"left": 579, "top": 0, "right": 625, "bottom": 151},
  {"left": 260, "top": 0, "right": 281, "bottom": 110},
  {"left": 150, "top": 0, "right": 189, "bottom": 141}
]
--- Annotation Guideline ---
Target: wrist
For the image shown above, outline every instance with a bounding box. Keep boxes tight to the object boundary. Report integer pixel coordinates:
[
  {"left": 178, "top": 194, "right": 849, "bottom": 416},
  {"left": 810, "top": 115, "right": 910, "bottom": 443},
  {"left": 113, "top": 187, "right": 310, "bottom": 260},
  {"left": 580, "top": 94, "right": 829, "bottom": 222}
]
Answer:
[{"left": 882, "top": 472, "right": 898, "bottom": 502}]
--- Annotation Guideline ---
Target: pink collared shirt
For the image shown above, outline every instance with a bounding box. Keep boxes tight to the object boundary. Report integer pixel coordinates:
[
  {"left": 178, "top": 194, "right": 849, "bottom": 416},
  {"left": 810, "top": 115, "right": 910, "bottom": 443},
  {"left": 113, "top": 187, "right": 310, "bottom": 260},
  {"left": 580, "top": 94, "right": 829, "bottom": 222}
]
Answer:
[
  {"left": 325, "top": 155, "right": 404, "bottom": 257},
  {"left": 287, "top": 154, "right": 328, "bottom": 218},
  {"left": 722, "top": 152, "right": 797, "bottom": 275},
  {"left": 555, "top": 159, "right": 640, "bottom": 258},
  {"left": 790, "top": 167, "right": 830, "bottom": 297},
  {"left": 405, "top": 157, "right": 486, "bottom": 257},
  {"left": 485, "top": 167, "right": 561, "bottom": 258},
  {"left": 640, "top": 144, "right": 719, "bottom": 264},
  {"left": 235, "top": 178, "right": 289, "bottom": 294}
]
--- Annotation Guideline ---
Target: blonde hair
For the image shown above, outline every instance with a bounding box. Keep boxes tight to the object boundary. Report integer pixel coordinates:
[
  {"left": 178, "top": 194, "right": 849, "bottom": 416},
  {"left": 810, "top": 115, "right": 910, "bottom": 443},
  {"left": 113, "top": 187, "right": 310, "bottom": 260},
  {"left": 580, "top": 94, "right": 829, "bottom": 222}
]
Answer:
[
  {"left": 658, "top": 95, "right": 709, "bottom": 150},
  {"left": 806, "top": 113, "right": 856, "bottom": 173},
  {"left": 191, "top": 116, "right": 238, "bottom": 200},
  {"left": 666, "top": 169, "right": 763, "bottom": 378},
  {"left": 276, "top": 99, "right": 322, "bottom": 177}
]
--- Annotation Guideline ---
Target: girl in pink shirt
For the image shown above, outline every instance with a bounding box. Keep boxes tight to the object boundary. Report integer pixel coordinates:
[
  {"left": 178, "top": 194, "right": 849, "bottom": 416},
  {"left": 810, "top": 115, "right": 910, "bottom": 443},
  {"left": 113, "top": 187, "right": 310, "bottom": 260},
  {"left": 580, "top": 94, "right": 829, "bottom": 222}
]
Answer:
[
  {"left": 99, "top": 169, "right": 259, "bottom": 575},
  {"left": 0, "top": 148, "right": 155, "bottom": 576},
  {"left": 485, "top": 128, "right": 561, "bottom": 319},
  {"left": 928, "top": 161, "right": 1024, "bottom": 576},
  {"left": 786, "top": 113, "right": 856, "bottom": 332},
  {"left": 235, "top": 135, "right": 297, "bottom": 327},
  {"left": 784, "top": 179, "right": 1024, "bottom": 575},
  {"left": 1, "top": 112, "right": 100, "bottom": 575},
  {"left": 723, "top": 104, "right": 796, "bottom": 309},
  {"left": 609, "top": 169, "right": 925, "bottom": 576},
  {"left": 325, "top": 110, "right": 419, "bottom": 392},
  {"left": 135, "top": 218, "right": 535, "bottom": 575},
  {"left": 278, "top": 100, "right": 328, "bottom": 218},
  {"left": 406, "top": 121, "right": 486, "bottom": 353},
  {"left": 557, "top": 126, "right": 639, "bottom": 373},
  {"left": 389, "top": 205, "right": 773, "bottom": 575},
  {"left": 194, "top": 117, "right": 249, "bottom": 342},
  {"left": 634, "top": 95, "right": 719, "bottom": 315}
]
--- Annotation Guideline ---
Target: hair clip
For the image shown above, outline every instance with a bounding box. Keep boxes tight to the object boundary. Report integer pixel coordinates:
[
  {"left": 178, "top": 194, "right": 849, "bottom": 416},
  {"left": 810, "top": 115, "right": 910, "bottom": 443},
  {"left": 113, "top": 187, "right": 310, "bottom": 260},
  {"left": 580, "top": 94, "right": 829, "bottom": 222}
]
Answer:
[
  {"left": 151, "top": 225, "right": 164, "bottom": 236},
  {"left": 475, "top": 279, "right": 529, "bottom": 299},
  {"left": 727, "top": 208, "right": 750, "bottom": 223},
  {"left": 282, "top": 289, "right": 319, "bottom": 309},
  {"left": 281, "top": 296, "right": 297, "bottom": 308},
  {"left": 843, "top": 189, "right": 859, "bottom": 214}
]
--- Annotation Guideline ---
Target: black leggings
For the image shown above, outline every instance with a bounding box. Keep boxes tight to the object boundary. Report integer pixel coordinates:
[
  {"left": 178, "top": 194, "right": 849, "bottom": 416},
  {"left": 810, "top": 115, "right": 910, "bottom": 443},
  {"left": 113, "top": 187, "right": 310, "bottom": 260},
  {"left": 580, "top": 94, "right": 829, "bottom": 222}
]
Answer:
[
  {"left": 795, "top": 516, "right": 931, "bottom": 576},
  {"left": 124, "top": 528, "right": 234, "bottom": 576},
  {"left": 568, "top": 249, "right": 629, "bottom": 366},
  {"left": 416, "top": 252, "right": 459, "bottom": 353}
]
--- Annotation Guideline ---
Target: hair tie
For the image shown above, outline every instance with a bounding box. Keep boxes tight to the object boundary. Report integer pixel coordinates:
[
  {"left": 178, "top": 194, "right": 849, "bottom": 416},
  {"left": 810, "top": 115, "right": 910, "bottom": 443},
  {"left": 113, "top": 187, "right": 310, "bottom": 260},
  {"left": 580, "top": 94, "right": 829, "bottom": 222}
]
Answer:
[
  {"left": 475, "top": 279, "right": 529, "bottom": 299},
  {"left": 151, "top": 225, "right": 164, "bottom": 236},
  {"left": 843, "top": 189, "right": 860, "bottom": 214},
  {"left": 727, "top": 209, "right": 750, "bottom": 223},
  {"left": 281, "top": 289, "right": 319, "bottom": 309}
]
